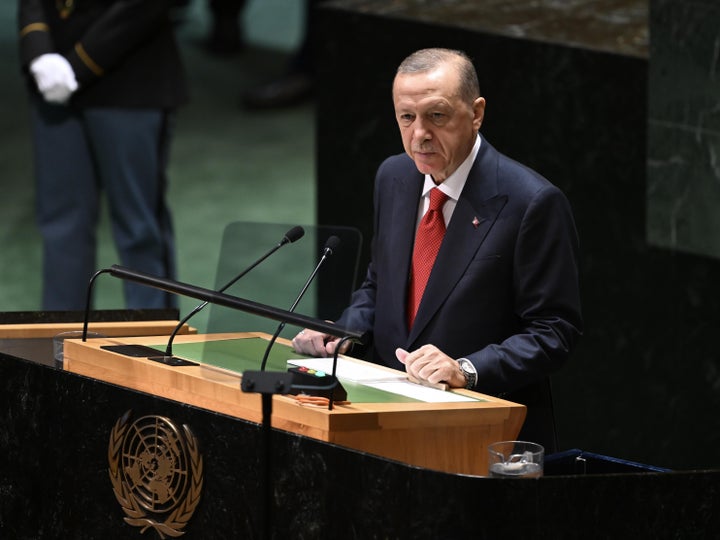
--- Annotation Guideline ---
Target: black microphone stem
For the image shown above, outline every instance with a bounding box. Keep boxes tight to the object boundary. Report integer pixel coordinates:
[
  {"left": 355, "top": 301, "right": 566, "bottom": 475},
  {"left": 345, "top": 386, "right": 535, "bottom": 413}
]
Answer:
[
  {"left": 162, "top": 301, "right": 206, "bottom": 356},
  {"left": 289, "top": 251, "right": 329, "bottom": 314},
  {"left": 259, "top": 238, "right": 338, "bottom": 371},
  {"left": 82, "top": 268, "right": 112, "bottom": 342},
  {"left": 163, "top": 226, "right": 304, "bottom": 357},
  {"left": 328, "top": 335, "right": 353, "bottom": 410}
]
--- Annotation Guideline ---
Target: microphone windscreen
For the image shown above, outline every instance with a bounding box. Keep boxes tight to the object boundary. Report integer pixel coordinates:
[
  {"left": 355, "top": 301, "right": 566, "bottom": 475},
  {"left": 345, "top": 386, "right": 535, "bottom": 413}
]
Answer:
[
  {"left": 325, "top": 235, "right": 341, "bottom": 253},
  {"left": 283, "top": 225, "right": 305, "bottom": 244}
]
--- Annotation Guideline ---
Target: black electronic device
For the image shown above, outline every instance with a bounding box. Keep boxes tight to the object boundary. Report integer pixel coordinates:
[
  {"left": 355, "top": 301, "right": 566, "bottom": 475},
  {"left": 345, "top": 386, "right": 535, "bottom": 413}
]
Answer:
[
  {"left": 100, "top": 344, "right": 198, "bottom": 365},
  {"left": 287, "top": 365, "right": 348, "bottom": 401}
]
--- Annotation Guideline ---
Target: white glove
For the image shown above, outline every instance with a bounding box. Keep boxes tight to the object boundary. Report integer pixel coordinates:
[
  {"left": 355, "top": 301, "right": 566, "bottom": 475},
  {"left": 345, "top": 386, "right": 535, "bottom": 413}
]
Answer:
[{"left": 29, "top": 53, "right": 79, "bottom": 105}]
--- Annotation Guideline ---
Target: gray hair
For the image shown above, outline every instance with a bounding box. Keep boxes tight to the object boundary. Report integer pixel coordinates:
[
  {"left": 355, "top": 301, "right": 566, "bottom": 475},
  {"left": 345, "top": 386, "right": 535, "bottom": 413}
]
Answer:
[{"left": 396, "top": 48, "right": 480, "bottom": 105}]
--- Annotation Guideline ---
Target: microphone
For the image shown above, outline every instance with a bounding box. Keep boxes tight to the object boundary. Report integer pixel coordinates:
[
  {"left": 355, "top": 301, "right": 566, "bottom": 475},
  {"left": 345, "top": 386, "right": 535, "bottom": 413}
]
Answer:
[
  {"left": 259, "top": 235, "right": 341, "bottom": 372},
  {"left": 101, "top": 261, "right": 363, "bottom": 409},
  {"left": 104, "top": 264, "right": 365, "bottom": 340},
  {"left": 147, "top": 225, "right": 305, "bottom": 364}
]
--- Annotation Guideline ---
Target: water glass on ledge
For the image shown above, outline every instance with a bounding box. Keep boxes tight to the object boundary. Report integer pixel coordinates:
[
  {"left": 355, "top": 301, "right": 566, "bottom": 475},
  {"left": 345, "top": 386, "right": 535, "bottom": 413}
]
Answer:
[{"left": 488, "top": 440, "right": 544, "bottom": 478}]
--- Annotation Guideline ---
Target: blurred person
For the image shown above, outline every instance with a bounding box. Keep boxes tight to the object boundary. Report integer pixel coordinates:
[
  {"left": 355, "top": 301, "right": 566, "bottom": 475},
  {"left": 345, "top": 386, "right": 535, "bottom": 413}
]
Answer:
[
  {"left": 18, "top": 0, "right": 188, "bottom": 310},
  {"left": 240, "top": 0, "right": 324, "bottom": 109},
  {"left": 206, "top": 0, "right": 245, "bottom": 55}
]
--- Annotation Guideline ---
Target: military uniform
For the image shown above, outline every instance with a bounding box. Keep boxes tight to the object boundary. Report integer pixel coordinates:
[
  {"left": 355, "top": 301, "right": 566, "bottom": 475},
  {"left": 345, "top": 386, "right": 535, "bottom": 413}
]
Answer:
[
  {"left": 19, "top": 0, "right": 187, "bottom": 107},
  {"left": 18, "top": 0, "right": 188, "bottom": 310}
]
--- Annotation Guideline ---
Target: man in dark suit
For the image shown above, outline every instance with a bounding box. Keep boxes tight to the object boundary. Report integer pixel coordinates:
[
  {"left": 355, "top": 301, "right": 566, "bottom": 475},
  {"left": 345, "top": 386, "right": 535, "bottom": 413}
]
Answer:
[
  {"left": 292, "top": 48, "right": 582, "bottom": 450},
  {"left": 18, "top": 0, "right": 187, "bottom": 310}
]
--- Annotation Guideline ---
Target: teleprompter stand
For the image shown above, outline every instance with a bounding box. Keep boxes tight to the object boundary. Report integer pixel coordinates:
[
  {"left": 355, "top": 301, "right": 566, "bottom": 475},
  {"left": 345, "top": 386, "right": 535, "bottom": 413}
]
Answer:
[{"left": 242, "top": 340, "right": 350, "bottom": 540}]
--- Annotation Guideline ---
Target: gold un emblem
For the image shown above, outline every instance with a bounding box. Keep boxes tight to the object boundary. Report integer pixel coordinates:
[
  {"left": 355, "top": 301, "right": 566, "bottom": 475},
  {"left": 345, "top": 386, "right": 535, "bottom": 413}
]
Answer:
[{"left": 109, "top": 411, "right": 203, "bottom": 538}]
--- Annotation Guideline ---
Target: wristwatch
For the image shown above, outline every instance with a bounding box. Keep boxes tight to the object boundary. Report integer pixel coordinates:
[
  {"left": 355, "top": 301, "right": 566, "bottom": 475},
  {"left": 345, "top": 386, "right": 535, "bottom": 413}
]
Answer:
[{"left": 457, "top": 358, "right": 477, "bottom": 389}]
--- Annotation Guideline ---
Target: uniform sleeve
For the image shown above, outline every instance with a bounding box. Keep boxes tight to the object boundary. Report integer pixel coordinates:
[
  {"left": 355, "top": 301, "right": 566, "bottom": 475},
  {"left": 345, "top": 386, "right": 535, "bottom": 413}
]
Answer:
[
  {"left": 18, "top": 0, "right": 55, "bottom": 67},
  {"left": 65, "top": 0, "right": 175, "bottom": 85}
]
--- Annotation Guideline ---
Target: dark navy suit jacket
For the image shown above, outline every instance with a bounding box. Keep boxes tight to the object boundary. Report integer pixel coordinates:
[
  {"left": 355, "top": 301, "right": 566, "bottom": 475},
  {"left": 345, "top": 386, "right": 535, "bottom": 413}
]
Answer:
[{"left": 336, "top": 136, "right": 583, "bottom": 450}]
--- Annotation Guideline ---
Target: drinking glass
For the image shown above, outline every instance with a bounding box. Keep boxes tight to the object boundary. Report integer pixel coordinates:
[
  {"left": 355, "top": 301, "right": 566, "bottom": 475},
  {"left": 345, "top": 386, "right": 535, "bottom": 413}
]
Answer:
[{"left": 487, "top": 441, "right": 544, "bottom": 478}]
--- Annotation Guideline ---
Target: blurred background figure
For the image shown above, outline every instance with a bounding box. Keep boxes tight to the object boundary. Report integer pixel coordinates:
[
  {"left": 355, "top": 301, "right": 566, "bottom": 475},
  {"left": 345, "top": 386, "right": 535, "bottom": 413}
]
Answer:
[
  {"left": 17, "top": 0, "right": 188, "bottom": 310},
  {"left": 205, "top": 0, "right": 246, "bottom": 55},
  {"left": 195, "top": 0, "right": 319, "bottom": 109},
  {"left": 240, "top": 0, "right": 324, "bottom": 110}
]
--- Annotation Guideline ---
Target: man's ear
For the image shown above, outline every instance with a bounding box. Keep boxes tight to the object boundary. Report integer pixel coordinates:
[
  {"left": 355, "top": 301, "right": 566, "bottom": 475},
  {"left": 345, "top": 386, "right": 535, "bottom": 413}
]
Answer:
[{"left": 473, "top": 97, "right": 486, "bottom": 131}]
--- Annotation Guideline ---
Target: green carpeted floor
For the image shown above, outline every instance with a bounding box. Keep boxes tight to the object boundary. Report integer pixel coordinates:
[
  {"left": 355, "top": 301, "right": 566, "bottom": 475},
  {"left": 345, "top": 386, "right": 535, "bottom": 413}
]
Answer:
[{"left": 0, "top": 1, "right": 316, "bottom": 332}]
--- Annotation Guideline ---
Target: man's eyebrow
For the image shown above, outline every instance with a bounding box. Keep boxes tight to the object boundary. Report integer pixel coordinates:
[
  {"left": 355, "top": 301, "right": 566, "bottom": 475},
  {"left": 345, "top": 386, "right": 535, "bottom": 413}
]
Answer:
[
  {"left": 394, "top": 103, "right": 416, "bottom": 112},
  {"left": 421, "top": 99, "right": 453, "bottom": 111}
]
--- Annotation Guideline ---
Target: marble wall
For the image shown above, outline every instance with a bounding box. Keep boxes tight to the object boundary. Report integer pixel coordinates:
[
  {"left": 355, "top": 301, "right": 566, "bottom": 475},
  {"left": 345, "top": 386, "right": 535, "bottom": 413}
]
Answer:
[{"left": 648, "top": 0, "right": 720, "bottom": 259}]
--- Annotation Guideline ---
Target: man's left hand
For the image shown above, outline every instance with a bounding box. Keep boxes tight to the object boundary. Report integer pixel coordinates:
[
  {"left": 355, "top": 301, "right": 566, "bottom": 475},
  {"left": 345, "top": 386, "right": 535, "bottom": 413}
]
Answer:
[{"left": 396, "top": 345, "right": 467, "bottom": 388}]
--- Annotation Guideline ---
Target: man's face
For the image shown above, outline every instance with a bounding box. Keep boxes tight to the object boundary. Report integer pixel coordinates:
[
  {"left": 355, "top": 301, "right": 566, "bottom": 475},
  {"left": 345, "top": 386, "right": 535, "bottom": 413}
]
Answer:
[{"left": 393, "top": 63, "right": 485, "bottom": 183}]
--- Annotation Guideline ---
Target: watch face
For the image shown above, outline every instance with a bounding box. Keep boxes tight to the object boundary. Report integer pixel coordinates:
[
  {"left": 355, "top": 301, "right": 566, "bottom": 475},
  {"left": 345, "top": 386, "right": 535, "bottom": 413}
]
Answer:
[{"left": 458, "top": 360, "right": 476, "bottom": 389}]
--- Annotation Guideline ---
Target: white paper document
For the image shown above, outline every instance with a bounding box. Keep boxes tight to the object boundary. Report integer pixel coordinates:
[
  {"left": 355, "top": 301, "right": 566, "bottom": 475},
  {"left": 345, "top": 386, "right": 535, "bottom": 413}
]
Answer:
[{"left": 287, "top": 357, "right": 477, "bottom": 403}]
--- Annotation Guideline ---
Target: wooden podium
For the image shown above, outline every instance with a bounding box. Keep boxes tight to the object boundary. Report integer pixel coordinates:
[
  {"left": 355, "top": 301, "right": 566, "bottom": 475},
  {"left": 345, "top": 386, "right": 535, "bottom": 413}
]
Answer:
[
  {"left": 3, "top": 321, "right": 717, "bottom": 538},
  {"left": 63, "top": 332, "right": 525, "bottom": 476},
  {"left": 0, "top": 320, "right": 196, "bottom": 339}
]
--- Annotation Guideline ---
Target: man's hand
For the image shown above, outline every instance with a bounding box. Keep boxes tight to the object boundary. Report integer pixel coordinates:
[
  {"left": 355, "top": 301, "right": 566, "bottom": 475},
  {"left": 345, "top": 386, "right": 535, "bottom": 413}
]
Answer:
[
  {"left": 291, "top": 328, "right": 350, "bottom": 357},
  {"left": 30, "top": 53, "right": 78, "bottom": 104},
  {"left": 396, "top": 344, "right": 467, "bottom": 388}
]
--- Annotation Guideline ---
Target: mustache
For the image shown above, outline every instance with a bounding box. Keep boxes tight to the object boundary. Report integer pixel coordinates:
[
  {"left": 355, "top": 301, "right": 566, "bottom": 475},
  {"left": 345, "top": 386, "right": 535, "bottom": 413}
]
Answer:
[{"left": 412, "top": 144, "right": 435, "bottom": 153}]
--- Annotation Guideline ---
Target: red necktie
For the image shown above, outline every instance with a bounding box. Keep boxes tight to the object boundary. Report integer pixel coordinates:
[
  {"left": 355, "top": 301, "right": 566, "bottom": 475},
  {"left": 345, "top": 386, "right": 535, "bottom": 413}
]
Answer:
[{"left": 407, "top": 188, "right": 449, "bottom": 328}]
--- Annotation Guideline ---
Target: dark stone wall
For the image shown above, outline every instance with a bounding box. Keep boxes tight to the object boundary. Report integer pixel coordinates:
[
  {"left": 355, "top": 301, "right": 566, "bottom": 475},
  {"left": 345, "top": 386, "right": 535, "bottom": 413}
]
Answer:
[
  {"left": 1, "top": 352, "right": 718, "bottom": 538},
  {"left": 315, "top": 1, "right": 720, "bottom": 470},
  {"left": 648, "top": 0, "right": 720, "bottom": 259}
]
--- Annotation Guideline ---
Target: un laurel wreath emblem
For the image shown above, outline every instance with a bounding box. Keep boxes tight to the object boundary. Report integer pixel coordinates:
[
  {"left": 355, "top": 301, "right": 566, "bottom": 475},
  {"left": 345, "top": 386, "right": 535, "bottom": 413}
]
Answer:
[{"left": 109, "top": 411, "right": 204, "bottom": 538}]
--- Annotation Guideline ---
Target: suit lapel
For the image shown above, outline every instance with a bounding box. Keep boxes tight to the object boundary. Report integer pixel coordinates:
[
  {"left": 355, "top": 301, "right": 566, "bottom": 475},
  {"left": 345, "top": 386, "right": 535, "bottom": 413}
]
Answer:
[
  {"left": 386, "top": 169, "right": 423, "bottom": 337},
  {"left": 407, "top": 139, "right": 508, "bottom": 344}
]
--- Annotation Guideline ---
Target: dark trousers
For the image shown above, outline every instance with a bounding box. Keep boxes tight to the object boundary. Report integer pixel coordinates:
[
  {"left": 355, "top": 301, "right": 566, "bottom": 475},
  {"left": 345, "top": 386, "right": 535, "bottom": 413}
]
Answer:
[{"left": 30, "top": 100, "right": 177, "bottom": 310}]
